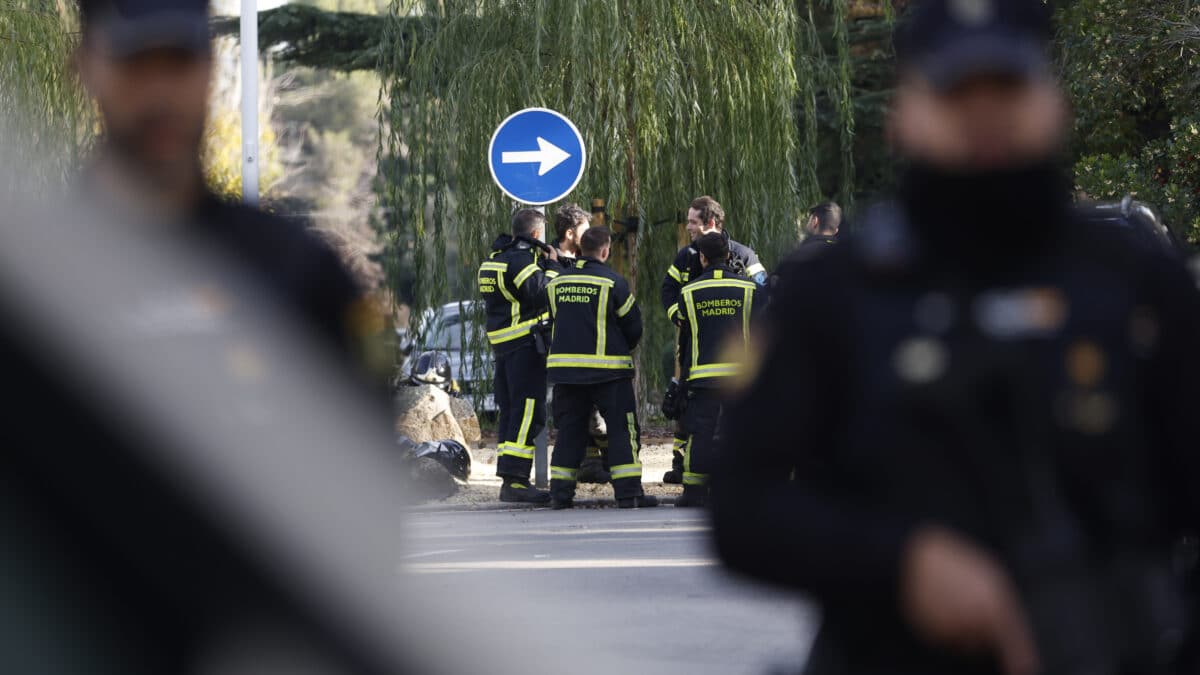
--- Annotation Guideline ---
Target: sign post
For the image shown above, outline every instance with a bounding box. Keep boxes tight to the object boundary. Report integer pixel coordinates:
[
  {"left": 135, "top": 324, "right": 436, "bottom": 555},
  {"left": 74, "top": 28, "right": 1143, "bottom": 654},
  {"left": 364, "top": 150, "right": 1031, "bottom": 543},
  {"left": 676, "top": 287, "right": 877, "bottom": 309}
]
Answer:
[
  {"left": 240, "top": 0, "right": 258, "bottom": 207},
  {"left": 487, "top": 108, "right": 587, "bottom": 488}
]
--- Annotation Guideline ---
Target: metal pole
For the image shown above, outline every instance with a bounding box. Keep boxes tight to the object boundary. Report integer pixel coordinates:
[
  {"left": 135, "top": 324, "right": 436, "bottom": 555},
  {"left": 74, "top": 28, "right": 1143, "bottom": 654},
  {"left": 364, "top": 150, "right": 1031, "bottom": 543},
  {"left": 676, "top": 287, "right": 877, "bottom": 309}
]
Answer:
[
  {"left": 532, "top": 204, "right": 549, "bottom": 489},
  {"left": 240, "top": 0, "right": 259, "bottom": 207}
]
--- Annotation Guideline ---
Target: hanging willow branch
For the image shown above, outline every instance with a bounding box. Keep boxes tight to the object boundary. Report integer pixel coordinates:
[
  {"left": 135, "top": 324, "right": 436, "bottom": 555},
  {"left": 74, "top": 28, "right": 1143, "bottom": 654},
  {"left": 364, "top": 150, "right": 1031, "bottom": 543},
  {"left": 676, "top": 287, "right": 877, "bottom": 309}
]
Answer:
[
  {"left": 380, "top": 0, "right": 812, "bottom": 408},
  {"left": 0, "top": 0, "right": 92, "bottom": 194},
  {"left": 212, "top": 4, "right": 431, "bottom": 73}
]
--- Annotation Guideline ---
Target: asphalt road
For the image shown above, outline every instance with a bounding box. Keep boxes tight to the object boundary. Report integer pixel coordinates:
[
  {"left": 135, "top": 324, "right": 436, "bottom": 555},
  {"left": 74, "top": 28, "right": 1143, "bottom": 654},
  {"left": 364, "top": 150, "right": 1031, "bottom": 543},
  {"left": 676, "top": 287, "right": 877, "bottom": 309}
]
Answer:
[{"left": 400, "top": 506, "right": 818, "bottom": 675}]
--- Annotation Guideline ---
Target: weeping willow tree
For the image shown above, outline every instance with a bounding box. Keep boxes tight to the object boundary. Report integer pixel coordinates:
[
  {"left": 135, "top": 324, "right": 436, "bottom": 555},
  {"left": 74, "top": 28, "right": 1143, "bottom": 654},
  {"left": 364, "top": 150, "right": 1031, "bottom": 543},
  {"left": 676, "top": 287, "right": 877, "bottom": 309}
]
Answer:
[
  {"left": 380, "top": 0, "right": 840, "bottom": 408},
  {"left": 0, "top": 0, "right": 93, "bottom": 194}
]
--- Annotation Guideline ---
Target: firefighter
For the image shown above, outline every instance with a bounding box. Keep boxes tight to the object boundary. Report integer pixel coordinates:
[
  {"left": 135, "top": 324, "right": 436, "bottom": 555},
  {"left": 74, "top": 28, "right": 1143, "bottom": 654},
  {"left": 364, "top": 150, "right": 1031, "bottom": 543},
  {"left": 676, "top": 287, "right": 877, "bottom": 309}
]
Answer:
[
  {"left": 671, "top": 233, "right": 765, "bottom": 507},
  {"left": 800, "top": 201, "right": 842, "bottom": 249},
  {"left": 477, "top": 208, "right": 560, "bottom": 503},
  {"left": 659, "top": 196, "right": 766, "bottom": 484},
  {"left": 552, "top": 204, "right": 611, "bottom": 484},
  {"left": 546, "top": 227, "right": 657, "bottom": 509}
]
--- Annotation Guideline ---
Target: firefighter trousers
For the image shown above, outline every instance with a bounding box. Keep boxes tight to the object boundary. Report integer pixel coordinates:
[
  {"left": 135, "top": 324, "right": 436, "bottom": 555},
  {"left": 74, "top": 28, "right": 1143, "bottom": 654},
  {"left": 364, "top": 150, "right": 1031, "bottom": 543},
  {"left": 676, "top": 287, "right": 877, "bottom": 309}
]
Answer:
[
  {"left": 682, "top": 388, "right": 724, "bottom": 486},
  {"left": 494, "top": 342, "right": 547, "bottom": 481},
  {"left": 550, "top": 378, "right": 643, "bottom": 500}
]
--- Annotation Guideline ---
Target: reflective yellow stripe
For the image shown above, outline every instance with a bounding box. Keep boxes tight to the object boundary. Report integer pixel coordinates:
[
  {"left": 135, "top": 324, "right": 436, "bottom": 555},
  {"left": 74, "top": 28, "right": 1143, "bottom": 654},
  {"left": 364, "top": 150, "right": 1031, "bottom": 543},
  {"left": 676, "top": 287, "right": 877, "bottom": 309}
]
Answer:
[
  {"left": 667, "top": 265, "right": 683, "bottom": 282},
  {"left": 667, "top": 303, "right": 680, "bottom": 319},
  {"left": 516, "top": 398, "right": 536, "bottom": 447},
  {"left": 683, "top": 279, "right": 758, "bottom": 293},
  {"left": 743, "top": 286, "right": 753, "bottom": 342},
  {"left": 551, "top": 466, "right": 579, "bottom": 481},
  {"left": 673, "top": 437, "right": 687, "bottom": 451},
  {"left": 617, "top": 293, "right": 636, "bottom": 318},
  {"left": 548, "top": 274, "right": 614, "bottom": 288},
  {"left": 610, "top": 463, "right": 642, "bottom": 480},
  {"left": 684, "top": 435, "right": 693, "bottom": 474},
  {"left": 487, "top": 317, "right": 539, "bottom": 344},
  {"left": 497, "top": 442, "right": 535, "bottom": 460},
  {"left": 596, "top": 284, "right": 609, "bottom": 356},
  {"left": 480, "top": 262, "right": 507, "bottom": 272},
  {"left": 684, "top": 289, "right": 701, "bottom": 369},
  {"left": 494, "top": 263, "right": 521, "bottom": 326},
  {"left": 683, "top": 472, "right": 708, "bottom": 486},
  {"left": 513, "top": 263, "right": 540, "bottom": 287},
  {"left": 627, "top": 412, "right": 639, "bottom": 464},
  {"left": 546, "top": 354, "right": 634, "bottom": 369},
  {"left": 546, "top": 269, "right": 560, "bottom": 279},
  {"left": 689, "top": 363, "right": 741, "bottom": 380},
  {"left": 745, "top": 263, "right": 766, "bottom": 277}
]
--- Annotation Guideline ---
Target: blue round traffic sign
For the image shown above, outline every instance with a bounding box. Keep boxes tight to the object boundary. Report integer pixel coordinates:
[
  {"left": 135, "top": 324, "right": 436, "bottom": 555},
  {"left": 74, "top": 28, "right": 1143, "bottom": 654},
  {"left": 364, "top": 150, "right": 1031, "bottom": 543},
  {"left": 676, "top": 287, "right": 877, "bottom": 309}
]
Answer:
[{"left": 487, "top": 108, "right": 587, "bottom": 206}]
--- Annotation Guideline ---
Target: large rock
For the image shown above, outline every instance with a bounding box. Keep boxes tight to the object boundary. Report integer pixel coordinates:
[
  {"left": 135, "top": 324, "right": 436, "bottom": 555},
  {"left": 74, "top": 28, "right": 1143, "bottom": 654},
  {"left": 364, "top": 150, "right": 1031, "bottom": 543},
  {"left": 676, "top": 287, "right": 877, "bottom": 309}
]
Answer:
[
  {"left": 448, "top": 396, "right": 482, "bottom": 446},
  {"left": 395, "top": 384, "right": 466, "bottom": 445}
]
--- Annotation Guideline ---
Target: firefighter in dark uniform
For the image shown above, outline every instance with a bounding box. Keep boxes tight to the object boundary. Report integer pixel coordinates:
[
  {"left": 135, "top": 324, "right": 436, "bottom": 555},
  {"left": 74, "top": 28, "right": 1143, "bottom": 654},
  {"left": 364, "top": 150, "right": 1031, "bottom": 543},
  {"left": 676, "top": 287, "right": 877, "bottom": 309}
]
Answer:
[
  {"left": 799, "top": 201, "right": 842, "bottom": 250},
  {"left": 546, "top": 227, "right": 657, "bottom": 509},
  {"left": 713, "top": 2, "right": 1200, "bottom": 674},
  {"left": 552, "top": 204, "right": 611, "bottom": 485},
  {"left": 478, "top": 208, "right": 560, "bottom": 503},
  {"left": 659, "top": 196, "right": 766, "bottom": 484},
  {"left": 672, "top": 233, "right": 764, "bottom": 507}
]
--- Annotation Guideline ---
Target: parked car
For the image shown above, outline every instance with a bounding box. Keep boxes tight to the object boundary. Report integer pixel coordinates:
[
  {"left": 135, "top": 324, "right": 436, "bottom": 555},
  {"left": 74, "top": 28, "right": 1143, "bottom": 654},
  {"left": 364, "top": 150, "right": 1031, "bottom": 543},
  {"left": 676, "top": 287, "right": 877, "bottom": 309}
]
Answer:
[{"left": 409, "top": 301, "right": 498, "bottom": 413}]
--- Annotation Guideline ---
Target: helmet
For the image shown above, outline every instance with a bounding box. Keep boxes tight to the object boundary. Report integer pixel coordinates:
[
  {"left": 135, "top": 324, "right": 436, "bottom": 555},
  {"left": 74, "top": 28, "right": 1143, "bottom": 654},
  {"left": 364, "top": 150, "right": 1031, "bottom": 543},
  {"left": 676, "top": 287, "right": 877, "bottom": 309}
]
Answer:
[{"left": 408, "top": 351, "right": 453, "bottom": 391}]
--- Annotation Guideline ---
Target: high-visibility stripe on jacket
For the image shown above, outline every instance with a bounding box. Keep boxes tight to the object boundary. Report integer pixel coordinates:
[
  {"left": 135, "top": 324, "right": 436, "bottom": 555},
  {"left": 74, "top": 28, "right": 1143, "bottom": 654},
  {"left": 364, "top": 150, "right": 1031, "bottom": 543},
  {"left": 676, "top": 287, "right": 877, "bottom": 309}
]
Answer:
[
  {"left": 680, "top": 267, "right": 765, "bottom": 387},
  {"left": 547, "top": 257, "right": 642, "bottom": 384},
  {"left": 477, "top": 236, "right": 560, "bottom": 353},
  {"left": 660, "top": 232, "right": 766, "bottom": 321}
]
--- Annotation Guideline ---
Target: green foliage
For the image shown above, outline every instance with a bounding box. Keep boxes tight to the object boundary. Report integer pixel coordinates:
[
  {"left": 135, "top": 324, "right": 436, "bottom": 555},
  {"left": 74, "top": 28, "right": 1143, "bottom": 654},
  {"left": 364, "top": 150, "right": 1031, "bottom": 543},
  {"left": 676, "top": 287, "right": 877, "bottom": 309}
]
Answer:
[
  {"left": 201, "top": 37, "right": 284, "bottom": 202},
  {"left": 0, "top": 0, "right": 93, "bottom": 193},
  {"left": 1057, "top": 0, "right": 1200, "bottom": 243},
  {"left": 381, "top": 0, "right": 811, "bottom": 407},
  {"left": 212, "top": 3, "right": 432, "bottom": 72}
]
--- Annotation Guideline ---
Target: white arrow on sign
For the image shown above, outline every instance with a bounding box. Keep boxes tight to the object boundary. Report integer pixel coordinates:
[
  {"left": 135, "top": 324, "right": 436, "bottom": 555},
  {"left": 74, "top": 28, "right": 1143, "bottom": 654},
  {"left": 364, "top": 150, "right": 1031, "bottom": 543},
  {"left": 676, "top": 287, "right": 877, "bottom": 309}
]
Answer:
[{"left": 501, "top": 136, "right": 571, "bottom": 176}]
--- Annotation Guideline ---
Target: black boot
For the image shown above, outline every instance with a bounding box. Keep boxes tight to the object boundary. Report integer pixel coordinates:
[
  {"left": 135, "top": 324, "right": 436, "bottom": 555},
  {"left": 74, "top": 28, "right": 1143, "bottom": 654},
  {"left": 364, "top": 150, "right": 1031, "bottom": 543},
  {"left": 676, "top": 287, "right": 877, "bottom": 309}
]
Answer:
[
  {"left": 499, "top": 479, "right": 551, "bottom": 504},
  {"left": 616, "top": 494, "right": 659, "bottom": 509},
  {"left": 550, "top": 479, "right": 576, "bottom": 510},
  {"left": 662, "top": 450, "right": 685, "bottom": 484},
  {"left": 577, "top": 452, "right": 611, "bottom": 484},
  {"left": 674, "top": 484, "right": 709, "bottom": 508}
]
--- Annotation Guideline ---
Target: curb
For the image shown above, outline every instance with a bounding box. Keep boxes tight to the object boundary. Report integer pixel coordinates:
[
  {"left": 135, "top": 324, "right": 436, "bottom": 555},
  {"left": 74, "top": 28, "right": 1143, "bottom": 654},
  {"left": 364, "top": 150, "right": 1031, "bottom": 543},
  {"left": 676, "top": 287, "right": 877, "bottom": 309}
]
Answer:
[{"left": 409, "top": 496, "right": 681, "bottom": 513}]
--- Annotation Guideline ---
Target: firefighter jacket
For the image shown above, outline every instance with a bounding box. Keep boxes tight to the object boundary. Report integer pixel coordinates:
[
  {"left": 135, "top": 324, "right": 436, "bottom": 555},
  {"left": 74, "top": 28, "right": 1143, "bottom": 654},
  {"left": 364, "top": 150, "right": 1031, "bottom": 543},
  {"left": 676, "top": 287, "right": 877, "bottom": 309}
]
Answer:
[
  {"left": 477, "top": 234, "right": 561, "bottom": 356},
  {"left": 674, "top": 265, "right": 764, "bottom": 388},
  {"left": 546, "top": 257, "right": 643, "bottom": 384},
  {"left": 660, "top": 231, "right": 766, "bottom": 323}
]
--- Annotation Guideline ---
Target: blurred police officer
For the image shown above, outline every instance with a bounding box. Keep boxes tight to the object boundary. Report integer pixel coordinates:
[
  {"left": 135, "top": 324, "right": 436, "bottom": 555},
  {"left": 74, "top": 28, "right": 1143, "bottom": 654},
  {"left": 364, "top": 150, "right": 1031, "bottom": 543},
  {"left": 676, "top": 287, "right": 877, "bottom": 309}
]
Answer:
[
  {"left": 660, "top": 196, "right": 766, "bottom": 483},
  {"left": 73, "top": 0, "right": 364, "bottom": 360},
  {"left": 478, "top": 208, "right": 560, "bottom": 503},
  {"left": 552, "top": 204, "right": 611, "bottom": 484},
  {"left": 671, "top": 233, "right": 764, "bottom": 508},
  {"left": 714, "top": 2, "right": 1200, "bottom": 675},
  {"left": 546, "top": 228, "right": 656, "bottom": 509}
]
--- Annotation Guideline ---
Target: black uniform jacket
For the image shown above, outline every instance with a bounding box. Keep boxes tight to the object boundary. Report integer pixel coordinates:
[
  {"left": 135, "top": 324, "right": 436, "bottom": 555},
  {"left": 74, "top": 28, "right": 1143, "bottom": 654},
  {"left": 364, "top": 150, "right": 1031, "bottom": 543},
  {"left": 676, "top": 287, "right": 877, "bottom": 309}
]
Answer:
[
  {"left": 546, "top": 257, "right": 642, "bottom": 385},
  {"left": 477, "top": 235, "right": 561, "bottom": 356},
  {"left": 192, "top": 194, "right": 364, "bottom": 356},
  {"left": 660, "top": 231, "right": 765, "bottom": 323},
  {"left": 712, "top": 204, "right": 1200, "bottom": 675},
  {"left": 676, "top": 265, "right": 765, "bottom": 389}
]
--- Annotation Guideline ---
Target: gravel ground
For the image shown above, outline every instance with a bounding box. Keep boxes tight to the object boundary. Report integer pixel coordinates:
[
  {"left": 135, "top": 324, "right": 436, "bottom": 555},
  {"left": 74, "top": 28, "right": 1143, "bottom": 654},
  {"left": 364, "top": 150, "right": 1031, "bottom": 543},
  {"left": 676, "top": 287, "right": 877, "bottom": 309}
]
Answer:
[{"left": 434, "top": 436, "right": 682, "bottom": 506}]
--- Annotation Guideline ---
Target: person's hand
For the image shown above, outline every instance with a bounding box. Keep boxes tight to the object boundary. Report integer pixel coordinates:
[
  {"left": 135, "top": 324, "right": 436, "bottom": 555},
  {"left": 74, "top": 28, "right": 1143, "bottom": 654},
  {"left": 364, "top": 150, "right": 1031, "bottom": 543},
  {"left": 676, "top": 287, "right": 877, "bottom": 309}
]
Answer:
[{"left": 901, "top": 527, "right": 1040, "bottom": 675}]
